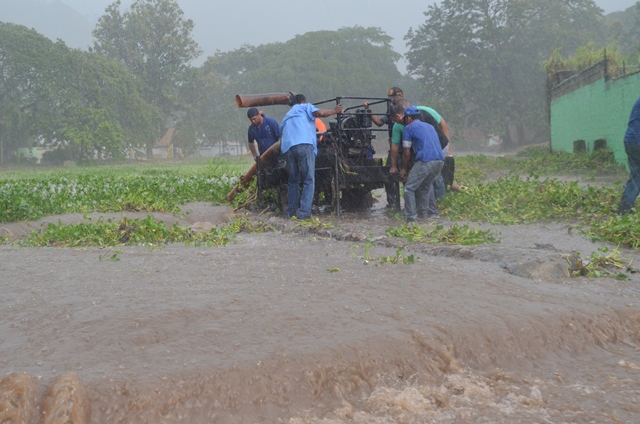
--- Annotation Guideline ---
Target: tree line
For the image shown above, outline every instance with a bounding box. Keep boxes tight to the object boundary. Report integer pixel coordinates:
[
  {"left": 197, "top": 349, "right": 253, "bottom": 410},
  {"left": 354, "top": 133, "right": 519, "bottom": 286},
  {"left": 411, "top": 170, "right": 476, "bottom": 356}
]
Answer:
[{"left": 0, "top": 0, "right": 637, "bottom": 165}]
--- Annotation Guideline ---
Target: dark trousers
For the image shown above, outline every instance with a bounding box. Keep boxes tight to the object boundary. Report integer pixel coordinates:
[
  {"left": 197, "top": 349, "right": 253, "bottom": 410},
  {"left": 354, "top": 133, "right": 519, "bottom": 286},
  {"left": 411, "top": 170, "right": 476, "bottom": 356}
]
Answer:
[{"left": 619, "top": 142, "right": 640, "bottom": 214}]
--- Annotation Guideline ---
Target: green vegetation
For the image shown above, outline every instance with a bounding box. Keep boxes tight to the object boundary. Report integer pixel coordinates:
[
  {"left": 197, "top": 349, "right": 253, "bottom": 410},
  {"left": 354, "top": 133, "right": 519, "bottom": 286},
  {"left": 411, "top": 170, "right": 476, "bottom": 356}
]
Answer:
[
  {"left": 566, "top": 246, "right": 635, "bottom": 279},
  {"left": 584, "top": 215, "right": 640, "bottom": 249},
  {"left": 4, "top": 0, "right": 634, "bottom": 166},
  {"left": 406, "top": 0, "right": 604, "bottom": 149},
  {"left": 0, "top": 22, "right": 164, "bottom": 165},
  {"left": 455, "top": 146, "right": 626, "bottom": 182},
  {"left": 18, "top": 215, "right": 274, "bottom": 248},
  {"left": 0, "top": 160, "right": 245, "bottom": 222},
  {"left": 436, "top": 147, "right": 640, "bottom": 248},
  {"left": 2, "top": 147, "right": 639, "bottom": 251},
  {"left": 440, "top": 175, "right": 618, "bottom": 225},
  {"left": 544, "top": 42, "right": 639, "bottom": 80},
  {"left": 386, "top": 223, "right": 499, "bottom": 246},
  {"left": 353, "top": 241, "right": 416, "bottom": 266}
]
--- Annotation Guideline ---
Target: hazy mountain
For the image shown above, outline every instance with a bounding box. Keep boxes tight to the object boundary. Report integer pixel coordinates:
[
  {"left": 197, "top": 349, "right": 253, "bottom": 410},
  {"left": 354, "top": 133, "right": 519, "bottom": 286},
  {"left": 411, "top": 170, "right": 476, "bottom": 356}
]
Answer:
[{"left": 0, "top": 0, "right": 93, "bottom": 49}]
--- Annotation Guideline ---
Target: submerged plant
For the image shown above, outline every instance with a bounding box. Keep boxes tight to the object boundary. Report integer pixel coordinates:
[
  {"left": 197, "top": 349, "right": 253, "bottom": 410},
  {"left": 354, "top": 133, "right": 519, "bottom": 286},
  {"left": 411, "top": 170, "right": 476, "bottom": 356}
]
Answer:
[
  {"left": 291, "top": 217, "right": 335, "bottom": 230},
  {"left": 566, "top": 246, "right": 635, "bottom": 280},
  {"left": 386, "top": 223, "right": 500, "bottom": 246},
  {"left": 353, "top": 240, "right": 416, "bottom": 266}
]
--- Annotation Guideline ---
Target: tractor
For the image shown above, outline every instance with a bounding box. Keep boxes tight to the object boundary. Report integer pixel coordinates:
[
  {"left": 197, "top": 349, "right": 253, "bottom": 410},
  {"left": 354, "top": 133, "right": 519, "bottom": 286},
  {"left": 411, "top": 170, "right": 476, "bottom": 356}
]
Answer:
[{"left": 234, "top": 92, "right": 400, "bottom": 217}]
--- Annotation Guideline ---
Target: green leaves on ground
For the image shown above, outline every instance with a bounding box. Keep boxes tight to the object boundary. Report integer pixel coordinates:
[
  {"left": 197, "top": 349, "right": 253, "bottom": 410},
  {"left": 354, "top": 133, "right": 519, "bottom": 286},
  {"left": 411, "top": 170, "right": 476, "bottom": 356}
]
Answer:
[
  {"left": 386, "top": 223, "right": 499, "bottom": 246},
  {"left": 352, "top": 240, "right": 416, "bottom": 266},
  {"left": 0, "top": 161, "right": 243, "bottom": 222},
  {"left": 18, "top": 216, "right": 274, "bottom": 248},
  {"left": 456, "top": 147, "right": 626, "bottom": 182},
  {"left": 584, "top": 214, "right": 640, "bottom": 248},
  {"left": 440, "top": 175, "right": 618, "bottom": 225},
  {"left": 566, "top": 246, "right": 635, "bottom": 279}
]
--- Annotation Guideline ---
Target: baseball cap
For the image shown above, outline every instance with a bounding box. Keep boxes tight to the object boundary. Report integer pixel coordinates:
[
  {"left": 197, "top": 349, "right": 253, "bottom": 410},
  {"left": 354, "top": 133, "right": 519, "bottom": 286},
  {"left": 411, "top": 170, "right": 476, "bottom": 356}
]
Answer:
[
  {"left": 388, "top": 86, "right": 403, "bottom": 98},
  {"left": 403, "top": 105, "right": 420, "bottom": 117},
  {"left": 247, "top": 108, "right": 260, "bottom": 119}
]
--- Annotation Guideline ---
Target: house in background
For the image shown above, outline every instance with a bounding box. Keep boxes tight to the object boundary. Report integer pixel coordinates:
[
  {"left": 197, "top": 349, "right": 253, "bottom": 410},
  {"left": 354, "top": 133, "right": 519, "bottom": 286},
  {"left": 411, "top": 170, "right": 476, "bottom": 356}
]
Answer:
[{"left": 151, "top": 128, "right": 182, "bottom": 159}]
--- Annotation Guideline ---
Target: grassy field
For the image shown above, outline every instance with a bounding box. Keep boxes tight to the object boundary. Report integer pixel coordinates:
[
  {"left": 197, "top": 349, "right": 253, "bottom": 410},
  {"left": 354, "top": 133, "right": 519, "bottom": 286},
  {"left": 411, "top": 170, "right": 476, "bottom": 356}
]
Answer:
[{"left": 2, "top": 147, "right": 639, "bottom": 248}]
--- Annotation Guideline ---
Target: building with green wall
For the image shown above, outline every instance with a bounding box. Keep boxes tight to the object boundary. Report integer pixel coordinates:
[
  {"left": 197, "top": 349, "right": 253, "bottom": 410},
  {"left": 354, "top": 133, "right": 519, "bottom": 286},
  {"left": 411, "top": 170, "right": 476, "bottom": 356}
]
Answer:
[{"left": 550, "top": 62, "right": 640, "bottom": 169}]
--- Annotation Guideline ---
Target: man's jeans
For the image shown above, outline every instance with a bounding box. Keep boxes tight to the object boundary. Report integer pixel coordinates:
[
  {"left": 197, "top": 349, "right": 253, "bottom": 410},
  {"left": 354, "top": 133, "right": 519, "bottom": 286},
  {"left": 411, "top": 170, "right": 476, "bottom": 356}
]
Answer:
[
  {"left": 285, "top": 144, "right": 315, "bottom": 219},
  {"left": 385, "top": 149, "right": 399, "bottom": 208},
  {"left": 425, "top": 173, "right": 446, "bottom": 216},
  {"left": 404, "top": 160, "right": 444, "bottom": 220},
  {"left": 619, "top": 142, "right": 640, "bottom": 214}
]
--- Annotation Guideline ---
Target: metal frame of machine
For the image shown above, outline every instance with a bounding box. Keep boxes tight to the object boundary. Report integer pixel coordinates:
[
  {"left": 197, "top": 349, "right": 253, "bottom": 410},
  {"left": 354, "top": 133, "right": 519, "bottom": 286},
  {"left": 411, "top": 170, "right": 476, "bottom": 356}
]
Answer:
[{"left": 236, "top": 92, "right": 400, "bottom": 217}]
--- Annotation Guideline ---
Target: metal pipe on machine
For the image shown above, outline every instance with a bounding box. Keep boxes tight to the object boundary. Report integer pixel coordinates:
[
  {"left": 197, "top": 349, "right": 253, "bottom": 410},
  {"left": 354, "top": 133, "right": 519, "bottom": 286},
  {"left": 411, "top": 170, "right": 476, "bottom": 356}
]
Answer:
[{"left": 235, "top": 92, "right": 296, "bottom": 108}]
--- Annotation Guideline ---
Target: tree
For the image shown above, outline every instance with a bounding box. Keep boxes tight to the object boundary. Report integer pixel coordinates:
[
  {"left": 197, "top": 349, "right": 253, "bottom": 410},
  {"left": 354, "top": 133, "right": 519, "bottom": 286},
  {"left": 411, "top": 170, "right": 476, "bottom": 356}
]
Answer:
[
  {"left": 405, "top": 0, "right": 605, "bottom": 148},
  {"left": 52, "top": 49, "right": 164, "bottom": 162},
  {"left": 198, "top": 26, "right": 403, "bottom": 145},
  {"left": 0, "top": 22, "right": 163, "bottom": 165},
  {"left": 604, "top": 2, "right": 640, "bottom": 55},
  {"left": 172, "top": 65, "right": 228, "bottom": 154},
  {"left": 0, "top": 23, "right": 62, "bottom": 164},
  {"left": 93, "top": 0, "right": 202, "bottom": 157}
]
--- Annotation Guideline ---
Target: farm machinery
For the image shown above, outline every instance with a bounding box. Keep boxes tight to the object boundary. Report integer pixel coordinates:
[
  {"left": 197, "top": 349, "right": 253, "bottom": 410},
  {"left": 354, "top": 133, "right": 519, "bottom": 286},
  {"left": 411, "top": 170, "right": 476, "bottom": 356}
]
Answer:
[{"left": 232, "top": 92, "right": 400, "bottom": 216}]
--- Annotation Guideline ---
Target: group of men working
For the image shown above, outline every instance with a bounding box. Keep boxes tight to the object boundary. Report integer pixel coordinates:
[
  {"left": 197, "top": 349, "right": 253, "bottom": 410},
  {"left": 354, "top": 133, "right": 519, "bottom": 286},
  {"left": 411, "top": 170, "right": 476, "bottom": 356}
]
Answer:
[
  {"left": 245, "top": 94, "right": 342, "bottom": 219},
  {"left": 245, "top": 87, "right": 458, "bottom": 222}
]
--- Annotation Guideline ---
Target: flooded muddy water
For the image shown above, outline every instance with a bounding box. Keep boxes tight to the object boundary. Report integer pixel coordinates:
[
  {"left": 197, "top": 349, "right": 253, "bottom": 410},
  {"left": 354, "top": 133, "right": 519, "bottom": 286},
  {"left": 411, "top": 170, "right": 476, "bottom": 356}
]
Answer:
[{"left": 1, "top": 204, "right": 640, "bottom": 423}]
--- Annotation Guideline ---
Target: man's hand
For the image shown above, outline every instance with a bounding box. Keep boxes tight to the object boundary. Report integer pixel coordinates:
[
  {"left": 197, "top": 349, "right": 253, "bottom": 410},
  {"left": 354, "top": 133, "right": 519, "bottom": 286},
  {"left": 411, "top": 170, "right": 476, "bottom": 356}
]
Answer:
[
  {"left": 399, "top": 168, "right": 407, "bottom": 182},
  {"left": 389, "top": 165, "right": 398, "bottom": 174},
  {"left": 334, "top": 104, "right": 343, "bottom": 114}
]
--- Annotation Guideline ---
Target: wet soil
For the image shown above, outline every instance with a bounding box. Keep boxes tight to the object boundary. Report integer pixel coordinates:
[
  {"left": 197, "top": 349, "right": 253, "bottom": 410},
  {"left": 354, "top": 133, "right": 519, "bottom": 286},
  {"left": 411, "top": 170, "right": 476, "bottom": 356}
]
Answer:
[{"left": 2, "top": 197, "right": 640, "bottom": 423}]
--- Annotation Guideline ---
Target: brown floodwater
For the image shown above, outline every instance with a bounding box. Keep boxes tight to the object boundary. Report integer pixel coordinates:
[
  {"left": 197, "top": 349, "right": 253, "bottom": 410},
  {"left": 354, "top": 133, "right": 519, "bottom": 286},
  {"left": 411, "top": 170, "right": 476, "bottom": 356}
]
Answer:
[{"left": 1, "top": 207, "right": 640, "bottom": 423}]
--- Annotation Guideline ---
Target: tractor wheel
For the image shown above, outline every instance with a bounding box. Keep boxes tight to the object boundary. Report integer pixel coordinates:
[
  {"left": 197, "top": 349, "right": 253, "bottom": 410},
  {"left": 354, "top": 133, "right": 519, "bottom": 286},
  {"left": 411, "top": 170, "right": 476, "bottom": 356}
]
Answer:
[{"left": 340, "top": 188, "right": 373, "bottom": 211}]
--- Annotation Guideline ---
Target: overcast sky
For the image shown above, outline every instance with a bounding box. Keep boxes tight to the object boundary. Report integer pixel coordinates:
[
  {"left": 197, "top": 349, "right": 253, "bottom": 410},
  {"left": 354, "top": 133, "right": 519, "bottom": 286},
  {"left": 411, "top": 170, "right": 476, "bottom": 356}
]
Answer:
[{"left": 56, "top": 0, "right": 637, "bottom": 62}]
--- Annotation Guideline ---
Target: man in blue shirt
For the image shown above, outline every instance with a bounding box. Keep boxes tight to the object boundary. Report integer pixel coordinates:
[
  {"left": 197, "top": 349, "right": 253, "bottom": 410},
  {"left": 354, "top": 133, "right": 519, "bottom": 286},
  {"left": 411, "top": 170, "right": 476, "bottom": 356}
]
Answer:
[
  {"left": 400, "top": 106, "right": 445, "bottom": 223},
  {"left": 280, "top": 94, "right": 342, "bottom": 219},
  {"left": 619, "top": 96, "right": 640, "bottom": 214},
  {"left": 246, "top": 107, "right": 281, "bottom": 160}
]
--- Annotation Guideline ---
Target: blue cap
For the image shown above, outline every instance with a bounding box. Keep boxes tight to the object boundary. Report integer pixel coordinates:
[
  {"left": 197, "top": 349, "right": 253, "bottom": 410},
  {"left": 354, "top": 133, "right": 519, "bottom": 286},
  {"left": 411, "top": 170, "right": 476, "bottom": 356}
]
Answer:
[{"left": 403, "top": 105, "right": 420, "bottom": 117}]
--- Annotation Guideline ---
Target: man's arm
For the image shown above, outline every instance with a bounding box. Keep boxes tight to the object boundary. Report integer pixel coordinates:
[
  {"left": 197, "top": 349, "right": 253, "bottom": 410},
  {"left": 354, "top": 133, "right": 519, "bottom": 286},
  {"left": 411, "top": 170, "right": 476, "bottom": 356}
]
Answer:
[
  {"left": 440, "top": 117, "right": 450, "bottom": 139},
  {"left": 313, "top": 104, "right": 343, "bottom": 118},
  {"left": 247, "top": 129, "right": 258, "bottom": 159},
  {"left": 400, "top": 148, "right": 411, "bottom": 181},
  {"left": 363, "top": 102, "right": 386, "bottom": 127},
  {"left": 248, "top": 141, "right": 259, "bottom": 160},
  {"left": 390, "top": 144, "right": 399, "bottom": 173}
]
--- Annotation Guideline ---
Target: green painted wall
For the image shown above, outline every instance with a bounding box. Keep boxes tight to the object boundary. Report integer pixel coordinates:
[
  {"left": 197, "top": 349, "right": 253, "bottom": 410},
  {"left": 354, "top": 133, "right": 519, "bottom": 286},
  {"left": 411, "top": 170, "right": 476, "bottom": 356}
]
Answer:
[{"left": 550, "top": 72, "right": 640, "bottom": 168}]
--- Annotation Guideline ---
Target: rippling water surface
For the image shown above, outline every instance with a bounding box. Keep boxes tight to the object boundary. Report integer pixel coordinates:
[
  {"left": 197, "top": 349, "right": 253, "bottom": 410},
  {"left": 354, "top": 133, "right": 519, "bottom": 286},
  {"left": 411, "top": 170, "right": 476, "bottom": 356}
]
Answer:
[{"left": 1, "top": 230, "right": 639, "bottom": 423}]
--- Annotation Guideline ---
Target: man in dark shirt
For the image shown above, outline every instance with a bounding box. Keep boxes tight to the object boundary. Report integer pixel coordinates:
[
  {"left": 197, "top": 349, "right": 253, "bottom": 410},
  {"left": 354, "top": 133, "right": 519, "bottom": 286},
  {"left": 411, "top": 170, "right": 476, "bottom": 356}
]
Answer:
[{"left": 246, "top": 107, "right": 281, "bottom": 160}]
